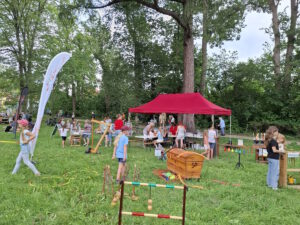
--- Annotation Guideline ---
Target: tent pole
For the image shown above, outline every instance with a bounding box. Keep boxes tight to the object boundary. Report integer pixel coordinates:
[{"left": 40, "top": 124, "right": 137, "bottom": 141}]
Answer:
[{"left": 230, "top": 115, "right": 232, "bottom": 143}]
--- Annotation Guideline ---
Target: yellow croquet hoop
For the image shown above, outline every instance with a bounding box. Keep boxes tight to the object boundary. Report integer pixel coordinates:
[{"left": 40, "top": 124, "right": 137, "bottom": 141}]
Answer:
[{"left": 178, "top": 174, "right": 204, "bottom": 190}]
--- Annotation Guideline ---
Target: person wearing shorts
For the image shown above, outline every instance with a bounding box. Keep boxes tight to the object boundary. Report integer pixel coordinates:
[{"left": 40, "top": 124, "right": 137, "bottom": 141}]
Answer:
[
  {"left": 59, "top": 124, "right": 68, "bottom": 148},
  {"left": 82, "top": 120, "right": 92, "bottom": 146},
  {"left": 112, "top": 126, "right": 130, "bottom": 183}
]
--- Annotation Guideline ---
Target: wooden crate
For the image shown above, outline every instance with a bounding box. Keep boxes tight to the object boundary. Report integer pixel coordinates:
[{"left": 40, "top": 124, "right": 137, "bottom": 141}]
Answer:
[{"left": 167, "top": 148, "right": 205, "bottom": 179}]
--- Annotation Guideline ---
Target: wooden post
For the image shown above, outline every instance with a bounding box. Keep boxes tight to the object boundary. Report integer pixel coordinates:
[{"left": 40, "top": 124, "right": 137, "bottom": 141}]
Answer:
[
  {"left": 279, "top": 152, "right": 287, "bottom": 188},
  {"left": 118, "top": 181, "right": 125, "bottom": 225},
  {"left": 216, "top": 137, "right": 219, "bottom": 157},
  {"left": 182, "top": 185, "right": 187, "bottom": 225},
  {"left": 91, "top": 121, "right": 94, "bottom": 148},
  {"left": 102, "top": 166, "right": 106, "bottom": 194},
  {"left": 108, "top": 166, "right": 114, "bottom": 197}
]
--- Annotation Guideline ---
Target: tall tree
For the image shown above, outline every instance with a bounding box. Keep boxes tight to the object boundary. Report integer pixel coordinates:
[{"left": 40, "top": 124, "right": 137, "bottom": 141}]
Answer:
[
  {"left": 200, "top": 0, "right": 245, "bottom": 94},
  {"left": 80, "top": 0, "right": 198, "bottom": 130},
  {"left": 41, "top": 1, "right": 98, "bottom": 115},
  {"left": 249, "top": 0, "right": 299, "bottom": 91},
  {"left": 283, "top": 0, "right": 299, "bottom": 90},
  {"left": 269, "top": 0, "right": 281, "bottom": 84},
  {"left": 0, "top": 0, "right": 48, "bottom": 99}
]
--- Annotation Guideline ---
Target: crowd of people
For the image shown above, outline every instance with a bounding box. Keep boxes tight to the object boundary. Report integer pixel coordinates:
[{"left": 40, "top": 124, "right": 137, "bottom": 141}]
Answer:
[
  {"left": 55, "top": 113, "right": 129, "bottom": 149},
  {"left": 142, "top": 115, "right": 222, "bottom": 160},
  {"left": 1, "top": 111, "right": 34, "bottom": 133},
  {"left": 9, "top": 110, "right": 287, "bottom": 191}
]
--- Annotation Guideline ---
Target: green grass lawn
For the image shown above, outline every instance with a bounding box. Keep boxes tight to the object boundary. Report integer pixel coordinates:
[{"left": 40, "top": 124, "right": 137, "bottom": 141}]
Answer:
[{"left": 0, "top": 125, "right": 300, "bottom": 225}]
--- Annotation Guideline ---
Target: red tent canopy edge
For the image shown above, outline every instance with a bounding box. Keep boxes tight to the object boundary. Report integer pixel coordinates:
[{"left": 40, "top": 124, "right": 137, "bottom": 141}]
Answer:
[{"left": 129, "top": 93, "right": 231, "bottom": 116}]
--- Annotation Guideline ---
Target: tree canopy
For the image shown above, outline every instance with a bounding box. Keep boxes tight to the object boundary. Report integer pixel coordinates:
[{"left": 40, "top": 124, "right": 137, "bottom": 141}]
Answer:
[{"left": 0, "top": 0, "right": 299, "bottom": 134}]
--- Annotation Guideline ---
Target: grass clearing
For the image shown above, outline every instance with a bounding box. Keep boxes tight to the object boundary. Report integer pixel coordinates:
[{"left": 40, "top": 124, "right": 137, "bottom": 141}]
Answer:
[{"left": 0, "top": 125, "right": 300, "bottom": 225}]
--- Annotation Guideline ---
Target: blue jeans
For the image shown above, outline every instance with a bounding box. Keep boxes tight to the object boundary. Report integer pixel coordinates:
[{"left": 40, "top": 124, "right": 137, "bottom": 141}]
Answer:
[
  {"left": 113, "top": 130, "right": 121, "bottom": 137},
  {"left": 221, "top": 127, "right": 225, "bottom": 136},
  {"left": 267, "top": 158, "right": 279, "bottom": 188}
]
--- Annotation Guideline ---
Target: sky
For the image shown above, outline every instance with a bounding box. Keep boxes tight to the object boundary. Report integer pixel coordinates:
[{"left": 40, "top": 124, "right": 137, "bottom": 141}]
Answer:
[
  {"left": 99, "top": 2, "right": 290, "bottom": 62},
  {"left": 208, "top": 11, "right": 272, "bottom": 62},
  {"left": 209, "top": 2, "right": 290, "bottom": 62}
]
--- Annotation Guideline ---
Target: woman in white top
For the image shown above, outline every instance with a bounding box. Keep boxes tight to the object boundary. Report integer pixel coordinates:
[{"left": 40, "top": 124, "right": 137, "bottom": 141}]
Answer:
[
  {"left": 208, "top": 124, "right": 217, "bottom": 159},
  {"left": 176, "top": 121, "right": 186, "bottom": 149},
  {"left": 143, "top": 122, "right": 154, "bottom": 140}
]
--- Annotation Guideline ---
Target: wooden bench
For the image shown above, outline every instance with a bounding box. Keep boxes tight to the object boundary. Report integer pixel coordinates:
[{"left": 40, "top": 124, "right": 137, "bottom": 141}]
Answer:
[
  {"left": 0, "top": 117, "right": 9, "bottom": 124},
  {"left": 70, "top": 135, "right": 81, "bottom": 146}
]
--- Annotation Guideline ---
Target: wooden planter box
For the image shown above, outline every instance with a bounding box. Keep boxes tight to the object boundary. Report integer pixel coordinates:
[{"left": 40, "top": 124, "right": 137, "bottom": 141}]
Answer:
[{"left": 167, "top": 148, "right": 205, "bottom": 179}]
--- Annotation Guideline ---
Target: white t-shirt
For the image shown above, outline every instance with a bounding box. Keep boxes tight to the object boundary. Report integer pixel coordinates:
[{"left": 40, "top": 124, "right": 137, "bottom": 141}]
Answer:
[
  {"left": 20, "top": 129, "right": 30, "bottom": 145},
  {"left": 208, "top": 129, "right": 217, "bottom": 143},
  {"left": 59, "top": 128, "right": 68, "bottom": 137}
]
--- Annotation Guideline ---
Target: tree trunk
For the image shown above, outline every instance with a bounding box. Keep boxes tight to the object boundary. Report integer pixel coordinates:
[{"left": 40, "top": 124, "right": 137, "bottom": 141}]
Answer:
[
  {"left": 200, "top": 0, "right": 208, "bottom": 95},
  {"left": 124, "top": 8, "right": 144, "bottom": 105},
  {"left": 15, "top": 15, "right": 25, "bottom": 91},
  {"left": 182, "top": 32, "right": 195, "bottom": 132},
  {"left": 269, "top": 0, "right": 281, "bottom": 88},
  {"left": 182, "top": 0, "right": 195, "bottom": 132},
  {"left": 133, "top": 42, "right": 143, "bottom": 103},
  {"left": 182, "top": 33, "right": 194, "bottom": 92},
  {"left": 283, "top": 0, "right": 298, "bottom": 89},
  {"left": 72, "top": 82, "right": 76, "bottom": 114}
]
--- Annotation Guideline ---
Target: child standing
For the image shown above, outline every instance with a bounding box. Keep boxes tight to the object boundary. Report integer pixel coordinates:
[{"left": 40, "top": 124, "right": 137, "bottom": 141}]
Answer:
[
  {"left": 104, "top": 116, "right": 112, "bottom": 147},
  {"left": 12, "top": 119, "right": 40, "bottom": 176},
  {"left": 202, "top": 130, "right": 210, "bottom": 159},
  {"left": 59, "top": 123, "right": 68, "bottom": 148},
  {"left": 112, "top": 126, "right": 130, "bottom": 183},
  {"left": 277, "top": 133, "right": 286, "bottom": 152}
]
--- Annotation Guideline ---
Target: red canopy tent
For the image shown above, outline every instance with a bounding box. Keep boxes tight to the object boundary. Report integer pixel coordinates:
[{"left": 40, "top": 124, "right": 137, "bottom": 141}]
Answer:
[
  {"left": 129, "top": 93, "right": 232, "bottom": 139},
  {"left": 129, "top": 93, "right": 231, "bottom": 115}
]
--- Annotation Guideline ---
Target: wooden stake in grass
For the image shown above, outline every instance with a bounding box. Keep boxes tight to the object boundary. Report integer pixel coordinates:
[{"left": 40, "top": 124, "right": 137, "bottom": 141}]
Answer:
[
  {"left": 102, "top": 165, "right": 114, "bottom": 197},
  {"left": 131, "top": 164, "right": 140, "bottom": 201},
  {"left": 122, "top": 164, "right": 130, "bottom": 182}
]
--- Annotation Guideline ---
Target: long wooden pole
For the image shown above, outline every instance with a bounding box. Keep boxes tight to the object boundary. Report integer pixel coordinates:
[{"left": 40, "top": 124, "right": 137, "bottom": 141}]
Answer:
[
  {"left": 118, "top": 181, "right": 125, "bottom": 225},
  {"left": 121, "top": 211, "right": 182, "bottom": 220},
  {"left": 91, "top": 121, "right": 94, "bottom": 148},
  {"left": 124, "top": 181, "right": 184, "bottom": 190},
  {"left": 182, "top": 185, "right": 187, "bottom": 225},
  {"left": 102, "top": 166, "right": 106, "bottom": 194}
]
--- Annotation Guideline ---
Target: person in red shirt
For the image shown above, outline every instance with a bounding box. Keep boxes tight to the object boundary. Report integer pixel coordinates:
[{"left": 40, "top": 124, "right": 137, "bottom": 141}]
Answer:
[
  {"left": 169, "top": 123, "right": 177, "bottom": 135},
  {"left": 114, "top": 114, "right": 124, "bottom": 135},
  {"left": 169, "top": 122, "right": 177, "bottom": 147}
]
